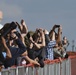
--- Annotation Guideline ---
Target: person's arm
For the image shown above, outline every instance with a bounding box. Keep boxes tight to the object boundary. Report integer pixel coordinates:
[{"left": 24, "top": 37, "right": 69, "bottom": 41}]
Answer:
[
  {"left": 1, "top": 36, "right": 12, "bottom": 59},
  {"left": 15, "top": 38, "right": 27, "bottom": 51},
  {"left": 56, "top": 26, "right": 62, "bottom": 44},
  {"left": 21, "top": 51, "right": 40, "bottom": 66},
  {"left": 10, "top": 31, "right": 27, "bottom": 51},
  {"left": 16, "top": 20, "right": 28, "bottom": 45},
  {"left": 29, "top": 36, "right": 41, "bottom": 49},
  {"left": 51, "top": 31, "right": 55, "bottom": 41},
  {"left": 49, "top": 25, "right": 57, "bottom": 41},
  {"left": 30, "top": 29, "right": 45, "bottom": 49},
  {"left": 43, "top": 29, "right": 50, "bottom": 45},
  {"left": 21, "top": 19, "right": 28, "bottom": 33},
  {"left": 24, "top": 56, "right": 40, "bottom": 66},
  {"left": 16, "top": 19, "right": 28, "bottom": 34},
  {"left": 58, "top": 57, "right": 62, "bottom": 63},
  {"left": 37, "top": 29, "right": 45, "bottom": 48}
]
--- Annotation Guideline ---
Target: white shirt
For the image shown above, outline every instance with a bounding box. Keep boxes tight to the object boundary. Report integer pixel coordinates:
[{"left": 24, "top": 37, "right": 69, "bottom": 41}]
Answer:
[{"left": 2, "top": 52, "right": 6, "bottom": 58}]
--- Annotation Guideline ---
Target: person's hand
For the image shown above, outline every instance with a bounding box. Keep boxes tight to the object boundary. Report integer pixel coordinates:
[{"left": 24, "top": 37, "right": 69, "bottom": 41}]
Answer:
[
  {"left": 58, "top": 57, "right": 62, "bottom": 63},
  {"left": 52, "top": 25, "right": 57, "bottom": 31},
  {"left": 20, "top": 19, "right": 28, "bottom": 34},
  {"left": 43, "top": 29, "right": 49, "bottom": 34},
  {"left": 16, "top": 19, "right": 28, "bottom": 35},
  {"left": 30, "top": 60, "right": 40, "bottom": 66},
  {"left": 58, "top": 25, "right": 62, "bottom": 34},
  {"left": 21, "top": 19, "right": 25, "bottom": 25}
]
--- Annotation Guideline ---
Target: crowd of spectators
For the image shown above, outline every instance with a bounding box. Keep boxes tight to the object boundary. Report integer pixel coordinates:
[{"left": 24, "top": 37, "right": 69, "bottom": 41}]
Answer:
[{"left": 0, "top": 12, "right": 69, "bottom": 71}]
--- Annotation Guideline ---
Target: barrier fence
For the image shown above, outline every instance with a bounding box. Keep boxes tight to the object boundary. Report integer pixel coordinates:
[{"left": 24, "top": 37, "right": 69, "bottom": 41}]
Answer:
[
  {"left": 1, "top": 55, "right": 76, "bottom": 75},
  {"left": 69, "top": 55, "right": 76, "bottom": 75}
]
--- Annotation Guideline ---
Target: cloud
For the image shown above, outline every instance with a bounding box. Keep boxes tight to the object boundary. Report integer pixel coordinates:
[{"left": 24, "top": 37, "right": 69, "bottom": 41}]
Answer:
[{"left": 0, "top": 1, "right": 23, "bottom": 18}]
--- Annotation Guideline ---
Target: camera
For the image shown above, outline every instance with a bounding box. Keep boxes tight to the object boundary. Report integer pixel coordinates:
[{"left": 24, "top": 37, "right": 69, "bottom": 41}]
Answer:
[
  {"left": 10, "top": 31, "right": 21, "bottom": 40},
  {"left": 55, "top": 25, "right": 60, "bottom": 28},
  {"left": 14, "top": 31, "right": 21, "bottom": 38}
]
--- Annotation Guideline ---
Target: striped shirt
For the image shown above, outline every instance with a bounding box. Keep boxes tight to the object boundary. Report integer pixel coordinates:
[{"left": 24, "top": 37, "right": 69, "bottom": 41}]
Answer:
[{"left": 46, "top": 40, "right": 56, "bottom": 60}]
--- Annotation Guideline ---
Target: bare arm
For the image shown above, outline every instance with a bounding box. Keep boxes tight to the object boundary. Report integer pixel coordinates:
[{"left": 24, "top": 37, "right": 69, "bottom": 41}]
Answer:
[
  {"left": 17, "top": 19, "right": 28, "bottom": 34},
  {"left": 21, "top": 51, "right": 40, "bottom": 66},
  {"left": 16, "top": 20, "right": 28, "bottom": 45},
  {"left": 49, "top": 25, "right": 56, "bottom": 41},
  {"left": 30, "top": 29, "right": 45, "bottom": 49},
  {"left": 39, "top": 29, "right": 45, "bottom": 47},
  {"left": 29, "top": 36, "right": 41, "bottom": 49},
  {"left": 1, "top": 36, "right": 12, "bottom": 59},
  {"left": 56, "top": 26, "right": 62, "bottom": 44}
]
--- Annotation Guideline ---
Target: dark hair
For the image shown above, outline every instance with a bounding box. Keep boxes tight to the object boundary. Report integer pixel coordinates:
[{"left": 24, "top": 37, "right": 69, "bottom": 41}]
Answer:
[
  {"left": 32, "top": 32, "right": 39, "bottom": 41},
  {"left": 0, "top": 22, "right": 17, "bottom": 37},
  {"left": 27, "top": 31, "right": 34, "bottom": 39},
  {"left": 14, "top": 31, "right": 21, "bottom": 38}
]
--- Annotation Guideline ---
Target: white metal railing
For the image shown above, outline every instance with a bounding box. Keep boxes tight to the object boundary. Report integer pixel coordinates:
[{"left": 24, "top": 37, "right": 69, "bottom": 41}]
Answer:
[{"left": 1, "top": 58, "right": 71, "bottom": 75}]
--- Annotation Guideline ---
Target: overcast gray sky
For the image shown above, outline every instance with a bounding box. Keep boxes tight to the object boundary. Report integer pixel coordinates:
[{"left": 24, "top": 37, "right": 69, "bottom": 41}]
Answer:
[{"left": 0, "top": 0, "right": 76, "bottom": 50}]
